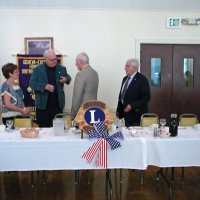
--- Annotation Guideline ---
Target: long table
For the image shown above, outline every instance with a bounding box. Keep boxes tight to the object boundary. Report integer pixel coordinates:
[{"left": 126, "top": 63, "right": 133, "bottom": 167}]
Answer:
[
  {"left": 146, "top": 127, "right": 200, "bottom": 167},
  {"left": 144, "top": 126, "right": 200, "bottom": 200},
  {"left": 1, "top": 127, "right": 200, "bottom": 170},
  {"left": 1, "top": 127, "right": 200, "bottom": 171},
  {"left": 1, "top": 127, "right": 200, "bottom": 200},
  {"left": 0, "top": 128, "right": 147, "bottom": 171}
]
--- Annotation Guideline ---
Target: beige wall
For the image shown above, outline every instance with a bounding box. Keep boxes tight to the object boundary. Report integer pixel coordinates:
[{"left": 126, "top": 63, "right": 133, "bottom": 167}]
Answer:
[{"left": 0, "top": 9, "right": 200, "bottom": 110}]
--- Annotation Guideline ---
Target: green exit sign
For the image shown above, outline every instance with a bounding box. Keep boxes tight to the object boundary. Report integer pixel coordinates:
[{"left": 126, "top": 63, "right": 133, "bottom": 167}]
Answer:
[{"left": 167, "top": 17, "right": 182, "bottom": 29}]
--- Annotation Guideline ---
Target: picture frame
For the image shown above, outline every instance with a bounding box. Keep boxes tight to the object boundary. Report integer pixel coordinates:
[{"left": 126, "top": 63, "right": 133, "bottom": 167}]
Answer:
[{"left": 24, "top": 37, "right": 54, "bottom": 55}]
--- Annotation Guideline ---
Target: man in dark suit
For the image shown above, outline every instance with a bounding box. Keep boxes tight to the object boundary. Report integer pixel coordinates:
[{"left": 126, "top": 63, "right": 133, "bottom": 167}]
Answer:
[{"left": 116, "top": 58, "right": 150, "bottom": 127}]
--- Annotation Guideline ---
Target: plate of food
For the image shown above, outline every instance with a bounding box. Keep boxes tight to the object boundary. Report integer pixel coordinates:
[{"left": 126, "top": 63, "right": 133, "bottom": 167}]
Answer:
[
  {"left": 20, "top": 128, "right": 39, "bottom": 138},
  {"left": 159, "top": 132, "right": 171, "bottom": 138}
]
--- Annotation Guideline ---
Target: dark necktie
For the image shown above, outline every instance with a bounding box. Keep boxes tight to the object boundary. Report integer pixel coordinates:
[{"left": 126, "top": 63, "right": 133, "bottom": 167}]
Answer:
[{"left": 121, "top": 76, "right": 130, "bottom": 102}]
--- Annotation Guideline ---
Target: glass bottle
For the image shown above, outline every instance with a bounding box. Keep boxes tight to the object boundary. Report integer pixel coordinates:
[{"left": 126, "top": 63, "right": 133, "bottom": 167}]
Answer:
[{"left": 169, "top": 114, "right": 178, "bottom": 137}]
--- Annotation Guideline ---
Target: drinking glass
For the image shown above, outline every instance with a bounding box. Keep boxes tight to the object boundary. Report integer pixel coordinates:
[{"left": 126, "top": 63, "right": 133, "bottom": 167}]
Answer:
[
  {"left": 72, "top": 120, "right": 79, "bottom": 129},
  {"left": 160, "top": 118, "right": 166, "bottom": 127},
  {"left": 116, "top": 119, "right": 123, "bottom": 129},
  {"left": 6, "top": 119, "right": 13, "bottom": 132}
]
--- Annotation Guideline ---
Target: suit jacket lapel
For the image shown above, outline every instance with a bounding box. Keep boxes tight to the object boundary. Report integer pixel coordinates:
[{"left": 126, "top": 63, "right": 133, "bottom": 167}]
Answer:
[
  {"left": 55, "top": 65, "right": 60, "bottom": 84},
  {"left": 126, "top": 72, "right": 139, "bottom": 92},
  {"left": 120, "top": 76, "right": 129, "bottom": 94}
]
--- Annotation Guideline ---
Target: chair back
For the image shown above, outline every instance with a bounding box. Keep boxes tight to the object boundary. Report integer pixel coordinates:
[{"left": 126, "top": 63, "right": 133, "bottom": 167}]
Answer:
[
  {"left": 140, "top": 113, "right": 159, "bottom": 127},
  {"left": 14, "top": 117, "right": 32, "bottom": 128},
  {"left": 179, "top": 114, "right": 198, "bottom": 126}
]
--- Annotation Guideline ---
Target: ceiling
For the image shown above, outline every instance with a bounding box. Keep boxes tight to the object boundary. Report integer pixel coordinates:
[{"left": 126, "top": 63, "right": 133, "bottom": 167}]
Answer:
[{"left": 0, "top": 0, "right": 200, "bottom": 12}]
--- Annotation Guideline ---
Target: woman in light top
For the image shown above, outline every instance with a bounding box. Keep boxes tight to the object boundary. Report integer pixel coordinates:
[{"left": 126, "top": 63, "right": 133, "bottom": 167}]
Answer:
[{"left": 1, "top": 63, "right": 29, "bottom": 125}]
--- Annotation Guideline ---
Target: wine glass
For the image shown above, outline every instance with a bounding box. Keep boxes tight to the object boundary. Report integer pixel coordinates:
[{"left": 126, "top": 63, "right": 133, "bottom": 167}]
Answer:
[
  {"left": 160, "top": 118, "right": 166, "bottom": 127},
  {"left": 6, "top": 119, "right": 13, "bottom": 132},
  {"left": 116, "top": 119, "right": 123, "bottom": 129}
]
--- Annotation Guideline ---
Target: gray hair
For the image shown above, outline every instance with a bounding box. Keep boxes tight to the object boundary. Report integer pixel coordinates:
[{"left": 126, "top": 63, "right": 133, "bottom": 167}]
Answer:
[
  {"left": 43, "top": 49, "right": 56, "bottom": 58},
  {"left": 127, "top": 58, "right": 139, "bottom": 69},
  {"left": 76, "top": 52, "right": 89, "bottom": 64}
]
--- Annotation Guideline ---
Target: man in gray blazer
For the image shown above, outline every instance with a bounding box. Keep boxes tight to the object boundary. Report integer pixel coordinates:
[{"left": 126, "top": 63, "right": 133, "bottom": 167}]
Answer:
[{"left": 71, "top": 52, "right": 99, "bottom": 119}]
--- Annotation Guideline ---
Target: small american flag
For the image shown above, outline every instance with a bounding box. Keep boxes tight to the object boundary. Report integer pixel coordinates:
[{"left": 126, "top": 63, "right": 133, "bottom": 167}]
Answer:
[{"left": 82, "top": 121, "right": 123, "bottom": 168}]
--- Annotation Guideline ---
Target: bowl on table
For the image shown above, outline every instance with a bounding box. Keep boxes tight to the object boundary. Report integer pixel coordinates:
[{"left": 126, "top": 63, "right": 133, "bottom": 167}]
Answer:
[{"left": 20, "top": 128, "right": 39, "bottom": 138}]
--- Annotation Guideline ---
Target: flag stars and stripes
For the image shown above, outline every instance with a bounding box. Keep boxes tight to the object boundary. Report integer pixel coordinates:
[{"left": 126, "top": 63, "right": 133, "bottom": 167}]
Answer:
[{"left": 82, "top": 121, "right": 124, "bottom": 169}]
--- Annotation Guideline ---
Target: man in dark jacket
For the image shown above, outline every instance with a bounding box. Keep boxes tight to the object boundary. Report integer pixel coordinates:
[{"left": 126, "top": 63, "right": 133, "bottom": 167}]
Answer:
[
  {"left": 29, "top": 49, "right": 71, "bottom": 127},
  {"left": 116, "top": 58, "right": 150, "bottom": 127}
]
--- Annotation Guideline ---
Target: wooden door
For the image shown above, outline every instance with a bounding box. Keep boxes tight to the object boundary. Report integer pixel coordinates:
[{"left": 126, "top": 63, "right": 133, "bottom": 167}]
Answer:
[
  {"left": 140, "top": 44, "right": 173, "bottom": 121},
  {"left": 172, "top": 45, "right": 200, "bottom": 119},
  {"left": 140, "top": 44, "right": 200, "bottom": 122}
]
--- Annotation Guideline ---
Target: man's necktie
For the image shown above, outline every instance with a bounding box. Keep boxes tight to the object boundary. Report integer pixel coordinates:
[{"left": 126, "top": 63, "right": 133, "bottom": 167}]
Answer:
[{"left": 121, "top": 76, "right": 130, "bottom": 102}]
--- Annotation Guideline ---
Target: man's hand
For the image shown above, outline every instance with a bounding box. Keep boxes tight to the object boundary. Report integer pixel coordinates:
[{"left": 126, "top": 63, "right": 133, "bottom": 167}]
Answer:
[
  {"left": 124, "top": 104, "right": 132, "bottom": 112},
  {"left": 59, "top": 76, "right": 67, "bottom": 84},
  {"left": 45, "top": 84, "right": 55, "bottom": 92}
]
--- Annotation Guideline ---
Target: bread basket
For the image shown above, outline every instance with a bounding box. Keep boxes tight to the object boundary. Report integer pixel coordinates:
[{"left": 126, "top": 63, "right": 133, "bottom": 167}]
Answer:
[{"left": 20, "top": 128, "right": 39, "bottom": 138}]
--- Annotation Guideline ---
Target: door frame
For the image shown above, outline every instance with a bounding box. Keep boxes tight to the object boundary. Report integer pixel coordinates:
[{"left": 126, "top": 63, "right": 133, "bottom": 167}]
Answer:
[{"left": 135, "top": 38, "right": 200, "bottom": 71}]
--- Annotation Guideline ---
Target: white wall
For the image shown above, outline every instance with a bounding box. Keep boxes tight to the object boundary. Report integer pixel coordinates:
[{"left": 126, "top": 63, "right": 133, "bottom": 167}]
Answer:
[{"left": 0, "top": 9, "right": 200, "bottom": 110}]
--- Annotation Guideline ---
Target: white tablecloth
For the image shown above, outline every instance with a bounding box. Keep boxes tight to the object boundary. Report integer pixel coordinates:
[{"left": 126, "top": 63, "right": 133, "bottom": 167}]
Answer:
[
  {"left": 0, "top": 128, "right": 147, "bottom": 171},
  {"left": 1, "top": 127, "right": 200, "bottom": 171},
  {"left": 146, "top": 127, "right": 200, "bottom": 167}
]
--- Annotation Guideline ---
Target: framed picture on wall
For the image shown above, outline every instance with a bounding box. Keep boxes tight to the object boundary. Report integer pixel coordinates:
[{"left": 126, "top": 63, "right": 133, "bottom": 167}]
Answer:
[{"left": 24, "top": 37, "right": 54, "bottom": 55}]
